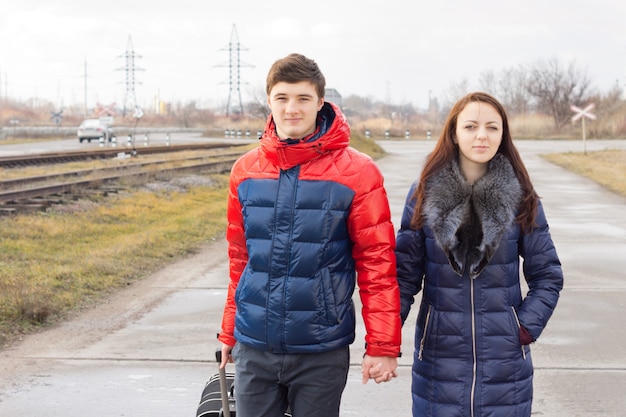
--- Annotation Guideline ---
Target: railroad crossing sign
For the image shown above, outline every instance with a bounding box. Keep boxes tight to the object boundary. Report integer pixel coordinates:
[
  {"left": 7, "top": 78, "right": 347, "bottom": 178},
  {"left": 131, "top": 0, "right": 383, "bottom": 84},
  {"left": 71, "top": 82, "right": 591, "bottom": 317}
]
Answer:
[
  {"left": 571, "top": 103, "right": 596, "bottom": 122},
  {"left": 50, "top": 110, "right": 63, "bottom": 126},
  {"left": 95, "top": 102, "right": 117, "bottom": 117},
  {"left": 571, "top": 103, "right": 595, "bottom": 154}
]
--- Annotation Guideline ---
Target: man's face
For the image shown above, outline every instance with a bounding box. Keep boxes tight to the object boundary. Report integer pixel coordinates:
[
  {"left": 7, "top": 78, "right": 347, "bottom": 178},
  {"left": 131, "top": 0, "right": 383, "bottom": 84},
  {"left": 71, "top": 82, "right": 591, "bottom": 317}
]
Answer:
[{"left": 267, "top": 81, "right": 324, "bottom": 140}]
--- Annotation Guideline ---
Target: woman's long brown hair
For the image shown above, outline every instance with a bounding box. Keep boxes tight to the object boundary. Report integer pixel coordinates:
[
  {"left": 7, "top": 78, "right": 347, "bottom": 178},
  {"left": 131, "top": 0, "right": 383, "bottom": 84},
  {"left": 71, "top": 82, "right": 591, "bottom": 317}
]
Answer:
[{"left": 410, "top": 91, "right": 538, "bottom": 234}]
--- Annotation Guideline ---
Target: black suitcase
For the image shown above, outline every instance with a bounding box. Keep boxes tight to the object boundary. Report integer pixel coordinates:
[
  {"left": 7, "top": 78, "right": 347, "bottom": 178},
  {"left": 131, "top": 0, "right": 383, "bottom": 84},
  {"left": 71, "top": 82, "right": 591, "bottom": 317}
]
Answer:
[
  {"left": 196, "top": 350, "right": 236, "bottom": 417},
  {"left": 196, "top": 350, "right": 292, "bottom": 417}
]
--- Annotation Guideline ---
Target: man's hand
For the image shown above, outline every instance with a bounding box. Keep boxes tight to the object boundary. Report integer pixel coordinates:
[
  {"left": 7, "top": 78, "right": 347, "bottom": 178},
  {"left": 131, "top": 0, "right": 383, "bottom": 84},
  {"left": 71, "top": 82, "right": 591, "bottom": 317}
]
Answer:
[
  {"left": 361, "top": 354, "right": 398, "bottom": 384},
  {"left": 219, "top": 343, "right": 234, "bottom": 369}
]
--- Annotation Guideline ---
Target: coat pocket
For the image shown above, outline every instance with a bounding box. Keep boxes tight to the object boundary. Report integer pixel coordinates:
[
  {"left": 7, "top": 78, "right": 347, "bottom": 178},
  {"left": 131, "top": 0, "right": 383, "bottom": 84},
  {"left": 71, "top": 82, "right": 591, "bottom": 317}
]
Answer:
[
  {"left": 418, "top": 304, "right": 433, "bottom": 361},
  {"left": 511, "top": 306, "right": 527, "bottom": 360},
  {"left": 319, "top": 269, "right": 339, "bottom": 325}
]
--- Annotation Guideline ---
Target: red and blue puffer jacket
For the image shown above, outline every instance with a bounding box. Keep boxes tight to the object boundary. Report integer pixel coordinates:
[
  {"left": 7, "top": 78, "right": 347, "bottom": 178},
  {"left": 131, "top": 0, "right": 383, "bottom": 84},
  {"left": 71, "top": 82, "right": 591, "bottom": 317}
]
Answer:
[{"left": 218, "top": 102, "right": 401, "bottom": 357}]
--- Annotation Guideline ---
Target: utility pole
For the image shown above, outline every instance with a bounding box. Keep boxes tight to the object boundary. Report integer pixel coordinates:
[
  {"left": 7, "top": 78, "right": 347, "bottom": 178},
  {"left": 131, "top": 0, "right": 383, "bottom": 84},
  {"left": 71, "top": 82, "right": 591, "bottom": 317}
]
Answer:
[
  {"left": 216, "top": 24, "right": 253, "bottom": 117},
  {"left": 83, "top": 59, "right": 88, "bottom": 117},
  {"left": 2, "top": 71, "right": 6, "bottom": 102},
  {"left": 116, "top": 35, "right": 144, "bottom": 117}
]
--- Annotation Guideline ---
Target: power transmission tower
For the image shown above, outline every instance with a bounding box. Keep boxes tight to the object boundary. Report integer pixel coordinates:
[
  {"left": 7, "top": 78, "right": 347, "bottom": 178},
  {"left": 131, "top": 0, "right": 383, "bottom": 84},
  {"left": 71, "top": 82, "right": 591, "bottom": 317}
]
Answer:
[
  {"left": 116, "top": 35, "right": 144, "bottom": 117},
  {"left": 216, "top": 24, "right": 253, "bottom": 117}
]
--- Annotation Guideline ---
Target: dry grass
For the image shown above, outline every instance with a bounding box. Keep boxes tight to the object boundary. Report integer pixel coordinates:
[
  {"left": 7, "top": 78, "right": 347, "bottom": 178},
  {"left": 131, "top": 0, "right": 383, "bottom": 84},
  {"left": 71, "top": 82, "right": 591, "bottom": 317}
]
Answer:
[
  {"left": 510, "top": 114, "right": 556, "bottom": 139},
  {"left": 0, "top": 135, "right": 384, "bottom": 347},
  {"left": 0, "top": 174, "right": 229, "bottom": 345},
  {"left": 350, "top": 131, "right": 386, "bottom": 159},
  {"left": 542, "top": 149, "right": 626, "bottom": 197}
]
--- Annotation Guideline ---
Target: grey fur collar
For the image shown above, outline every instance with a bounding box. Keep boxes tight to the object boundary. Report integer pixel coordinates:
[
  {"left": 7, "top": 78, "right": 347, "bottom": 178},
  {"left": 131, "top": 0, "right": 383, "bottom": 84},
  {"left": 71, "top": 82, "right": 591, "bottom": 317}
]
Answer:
[{"left": 424, "top": 154, "right": 522, "bottom": 278}]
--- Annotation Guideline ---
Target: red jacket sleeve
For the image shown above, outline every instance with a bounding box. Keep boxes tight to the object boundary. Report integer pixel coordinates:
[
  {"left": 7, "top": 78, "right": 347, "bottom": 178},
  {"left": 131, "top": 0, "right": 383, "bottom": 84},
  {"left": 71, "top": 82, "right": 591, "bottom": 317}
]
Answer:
[
  {"left": 218, "top": 160, "right": 248, "bottom": 347},
  {"left": 349, "top": 158, "right": 402, "bottom": 357}
]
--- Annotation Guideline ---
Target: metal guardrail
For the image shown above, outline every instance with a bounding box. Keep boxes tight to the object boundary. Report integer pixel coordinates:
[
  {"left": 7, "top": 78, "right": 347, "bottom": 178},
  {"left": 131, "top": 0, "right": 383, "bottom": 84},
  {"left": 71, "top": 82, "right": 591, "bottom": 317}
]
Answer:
[{"left": 0, "top": 126, "right": 207, "bottom": 140}]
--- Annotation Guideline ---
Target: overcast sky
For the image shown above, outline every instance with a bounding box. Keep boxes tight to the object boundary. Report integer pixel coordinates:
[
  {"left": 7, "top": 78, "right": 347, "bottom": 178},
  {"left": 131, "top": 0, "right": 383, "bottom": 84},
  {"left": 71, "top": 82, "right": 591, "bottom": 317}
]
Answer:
[{"left": 1, "top": 0, "right": 625, "bottom": 112}]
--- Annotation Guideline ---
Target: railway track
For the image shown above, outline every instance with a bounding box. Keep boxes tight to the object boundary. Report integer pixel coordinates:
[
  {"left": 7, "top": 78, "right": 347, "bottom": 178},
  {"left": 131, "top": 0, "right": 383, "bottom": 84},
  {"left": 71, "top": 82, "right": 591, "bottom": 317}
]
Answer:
[
  {"left": 0, "top": 144, "right": 247, "bottom": 214},
  {"left": 0, "top": 142, "right": 236, "bottom": 168}
]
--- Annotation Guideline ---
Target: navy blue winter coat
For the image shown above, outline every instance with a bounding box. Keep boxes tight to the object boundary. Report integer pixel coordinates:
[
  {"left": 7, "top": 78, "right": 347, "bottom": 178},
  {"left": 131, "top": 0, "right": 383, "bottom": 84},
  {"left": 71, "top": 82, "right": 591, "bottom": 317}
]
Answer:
[{"left": 396, "top": 157, "right": 563, "bottom": 417}]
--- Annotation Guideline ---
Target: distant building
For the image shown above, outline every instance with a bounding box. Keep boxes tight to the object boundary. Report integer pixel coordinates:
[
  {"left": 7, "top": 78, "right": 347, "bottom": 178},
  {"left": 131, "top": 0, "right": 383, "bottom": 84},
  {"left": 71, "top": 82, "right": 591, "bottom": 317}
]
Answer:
[{"left": 325, "top": 88, "right": 342, "bottom": 108}]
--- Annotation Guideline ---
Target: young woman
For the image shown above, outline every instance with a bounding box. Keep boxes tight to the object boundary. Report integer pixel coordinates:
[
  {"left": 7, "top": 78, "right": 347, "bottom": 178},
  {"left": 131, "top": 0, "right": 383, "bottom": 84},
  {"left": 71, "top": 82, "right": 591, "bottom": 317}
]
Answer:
[{"left": 395, "top": 92, "right": 563, "bottom": 417}]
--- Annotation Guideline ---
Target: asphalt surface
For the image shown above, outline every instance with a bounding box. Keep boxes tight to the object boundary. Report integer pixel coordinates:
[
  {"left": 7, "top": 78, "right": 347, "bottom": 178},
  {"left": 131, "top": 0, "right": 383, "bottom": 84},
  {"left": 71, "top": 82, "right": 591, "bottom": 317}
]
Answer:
[
  {"left": 1, "top": 139, "right": 625, "bottom": 416},
  {"left": 0, "top": 131, "right": 227, "bottom": 157}
]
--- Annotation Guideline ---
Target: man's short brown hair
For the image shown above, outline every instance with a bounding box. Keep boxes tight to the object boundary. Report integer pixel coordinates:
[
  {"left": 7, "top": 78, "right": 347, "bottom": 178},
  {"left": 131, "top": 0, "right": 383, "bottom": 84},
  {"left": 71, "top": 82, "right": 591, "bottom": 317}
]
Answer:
[{"left": 266, "top": 53, "right": 326, "bottom": 98}]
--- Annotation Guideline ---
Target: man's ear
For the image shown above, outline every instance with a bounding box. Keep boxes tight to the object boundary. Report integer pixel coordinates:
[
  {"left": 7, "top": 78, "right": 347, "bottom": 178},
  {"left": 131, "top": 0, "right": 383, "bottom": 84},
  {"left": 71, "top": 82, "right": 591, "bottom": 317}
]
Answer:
[{"left": 318, "top": 98, "right": 324, "bottom": 111}]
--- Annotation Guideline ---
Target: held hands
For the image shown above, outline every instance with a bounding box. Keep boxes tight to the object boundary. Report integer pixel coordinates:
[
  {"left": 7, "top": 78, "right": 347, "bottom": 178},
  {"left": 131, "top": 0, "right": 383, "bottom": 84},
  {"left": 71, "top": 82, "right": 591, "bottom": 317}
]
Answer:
[
  {"left": 221, "top": 344, "right": 398, "bottom": 384},
  {"left": 361, "top": 355, "right": 398, "bottom": 384}
]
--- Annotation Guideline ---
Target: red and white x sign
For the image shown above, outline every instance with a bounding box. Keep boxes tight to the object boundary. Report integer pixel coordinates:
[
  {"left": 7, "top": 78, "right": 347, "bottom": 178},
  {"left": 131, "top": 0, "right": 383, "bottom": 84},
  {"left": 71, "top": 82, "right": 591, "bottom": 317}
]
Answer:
[{"left": 571, "top": 103, "right": 596, "bottom": 122}]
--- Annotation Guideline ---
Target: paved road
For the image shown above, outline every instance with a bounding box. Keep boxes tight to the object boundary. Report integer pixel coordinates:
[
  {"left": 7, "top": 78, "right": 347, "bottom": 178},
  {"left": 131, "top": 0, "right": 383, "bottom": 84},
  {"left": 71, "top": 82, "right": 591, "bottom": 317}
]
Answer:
[
  {"left": 0, "top": 132, "right": 253, "bottom": 157},
  {"left": 0, "top": 139, "right": 624, "bottom": 416}
]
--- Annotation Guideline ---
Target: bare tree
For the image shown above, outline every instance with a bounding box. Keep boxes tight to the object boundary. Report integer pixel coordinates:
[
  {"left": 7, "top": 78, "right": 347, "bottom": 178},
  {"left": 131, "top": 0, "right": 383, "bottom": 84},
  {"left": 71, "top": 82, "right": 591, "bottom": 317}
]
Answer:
[
  {"left": 343, "top": 94, "right": 379, "bottom": 115},
  {"left": 497, "top": 67, "right": 531, "bottom": 116},
  {"left": 171, "top": 101, "right": 199, "bottom": 128},
  {"left": 245, "top": 85, "right": 270, "bottom": 120},
  {"left": 590, "top": 82, "right": 624, "bottom": 115},
  {"left": 245, "top": 101, "right": 270, "bottom": 120},
  {"left": 440, "top": 78, "right": 470, "bottom": 116},
  {"left": 478, "top": 70, "right": 499, "bottom": 97},
  {"left": 526, "top": 58, "right": 592, "bottom": 130}
]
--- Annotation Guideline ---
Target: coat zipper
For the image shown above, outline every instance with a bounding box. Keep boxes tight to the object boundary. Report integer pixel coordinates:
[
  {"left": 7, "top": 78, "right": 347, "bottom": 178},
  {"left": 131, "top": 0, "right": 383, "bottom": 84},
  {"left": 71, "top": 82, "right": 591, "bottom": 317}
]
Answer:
[
  {"left": 418, "top": 304, "right": 432, "bottom": 361},
  {"left": 511, "top": 307, "right": 527, "bottom": 360},
  {"left": 470, "top": 278, "right": 477, "bottom": 417}
]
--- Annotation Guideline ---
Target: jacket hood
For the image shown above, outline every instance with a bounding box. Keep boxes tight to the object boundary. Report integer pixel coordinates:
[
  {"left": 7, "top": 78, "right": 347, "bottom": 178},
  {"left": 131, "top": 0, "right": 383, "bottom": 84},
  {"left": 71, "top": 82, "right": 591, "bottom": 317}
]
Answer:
[
  {"left": 424, "top": 154, "right": 522, "bottom": 278},
  {"left": 259, "top": 101, "right": 351, "bottom": 170}
]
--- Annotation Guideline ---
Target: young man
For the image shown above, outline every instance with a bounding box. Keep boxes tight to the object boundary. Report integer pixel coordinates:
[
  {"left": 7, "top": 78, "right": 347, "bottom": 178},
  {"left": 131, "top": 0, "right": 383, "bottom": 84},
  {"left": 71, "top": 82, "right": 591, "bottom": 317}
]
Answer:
[{"left": 218, "top": 53, "right": 401, "bottom": 417}]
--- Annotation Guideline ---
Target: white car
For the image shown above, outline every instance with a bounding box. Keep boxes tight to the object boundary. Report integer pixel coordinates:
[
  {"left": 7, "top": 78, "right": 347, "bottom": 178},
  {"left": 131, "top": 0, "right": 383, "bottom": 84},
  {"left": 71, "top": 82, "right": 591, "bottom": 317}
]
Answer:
[{"left": 77, "top": 119, "right": 114, "bottom": 143}]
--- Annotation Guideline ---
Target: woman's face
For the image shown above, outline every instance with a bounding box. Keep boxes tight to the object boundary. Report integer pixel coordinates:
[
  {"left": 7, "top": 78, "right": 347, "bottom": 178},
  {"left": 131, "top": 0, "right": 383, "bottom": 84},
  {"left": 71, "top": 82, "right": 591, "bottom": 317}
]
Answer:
[{"left": 455, "top": 101, "right": 503, "bottom": 180}]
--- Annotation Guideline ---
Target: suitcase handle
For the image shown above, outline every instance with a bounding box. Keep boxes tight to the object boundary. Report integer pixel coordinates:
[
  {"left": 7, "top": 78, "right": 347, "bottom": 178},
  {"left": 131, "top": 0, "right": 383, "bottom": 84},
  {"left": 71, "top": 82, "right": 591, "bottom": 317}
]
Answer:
[{"left": 215, "top": 350, "right": 231, "bottom": 417}]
